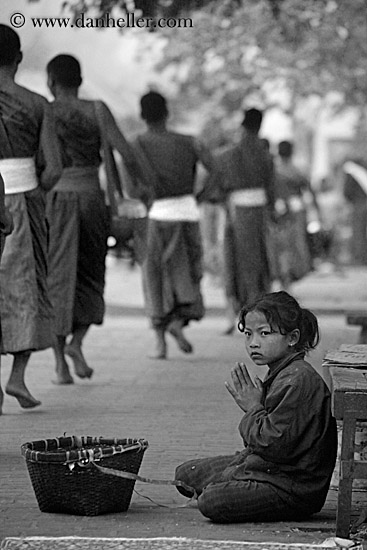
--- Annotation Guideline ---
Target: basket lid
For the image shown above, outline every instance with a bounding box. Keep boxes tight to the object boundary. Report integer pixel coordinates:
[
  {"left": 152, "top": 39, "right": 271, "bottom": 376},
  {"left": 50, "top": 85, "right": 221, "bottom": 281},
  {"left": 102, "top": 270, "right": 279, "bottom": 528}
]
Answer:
[{"left": 21, "top": 435, "right": 148, "bottom": 463}]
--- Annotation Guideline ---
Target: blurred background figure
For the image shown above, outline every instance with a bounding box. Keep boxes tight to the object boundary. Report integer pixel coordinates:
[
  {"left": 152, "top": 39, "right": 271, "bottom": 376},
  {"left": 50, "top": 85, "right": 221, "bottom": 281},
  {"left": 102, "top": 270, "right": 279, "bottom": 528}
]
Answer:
[
  {"left": 217, "top": 108, "right": 275, "bottom": 335},
  {"left": 271, "top": 140, "right": 320, "bottom": 289},
  {"left": 132, "top": 91, "right": 217, "bottom": 359},
  {"left": 0, "top": 171, "right": 13, "bottom": 415},
  {"left": 342, "top": 157, "right": 367, "bottom": 266},
  {"left": 46, "top": 54, "right": 145, "bottom": 384},
  {"left": 198, "top": 168, "right": 226, "bottom": 281},
  {"left": 315, "top": 175, "right": 348, "bottom": 274},
  {"left": 0, "top": 24, "right": 62, "bottom": 413}
]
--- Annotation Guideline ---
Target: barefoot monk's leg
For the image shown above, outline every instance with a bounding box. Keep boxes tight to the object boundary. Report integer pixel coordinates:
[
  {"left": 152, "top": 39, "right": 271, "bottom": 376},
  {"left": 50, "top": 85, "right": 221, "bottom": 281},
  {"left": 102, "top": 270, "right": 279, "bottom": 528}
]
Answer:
[
  {"left": 65, "top": 324, "right": 94, "bottom": 379},
  {"left": 53, "top": 335, "right": 74, "bottom": 385},
  {"left": 5, "top": 351, "right": 41, "bottom": 409},
  {"left": 149, "top": 327, "right": 167, "bottom": 360}
]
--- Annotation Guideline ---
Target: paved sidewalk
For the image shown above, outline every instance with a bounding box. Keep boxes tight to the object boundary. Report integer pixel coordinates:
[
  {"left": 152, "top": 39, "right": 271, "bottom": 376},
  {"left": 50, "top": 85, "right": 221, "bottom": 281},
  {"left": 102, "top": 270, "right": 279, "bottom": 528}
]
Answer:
[
  {"left": 291, "top": 264, "right": 367, "bottom": 315},
  {"left": 104, "top": 256, "right": 367, "bottom": 316},
  {"left": 0, "top": 259, "right": 366, "bottom": 545}
]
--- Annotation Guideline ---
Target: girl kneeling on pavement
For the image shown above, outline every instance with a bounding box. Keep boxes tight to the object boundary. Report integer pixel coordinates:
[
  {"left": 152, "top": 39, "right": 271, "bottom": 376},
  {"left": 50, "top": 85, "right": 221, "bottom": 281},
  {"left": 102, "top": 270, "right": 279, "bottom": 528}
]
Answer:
[{"left": 175, "top": 291, "right": 337, "bottom": 523}]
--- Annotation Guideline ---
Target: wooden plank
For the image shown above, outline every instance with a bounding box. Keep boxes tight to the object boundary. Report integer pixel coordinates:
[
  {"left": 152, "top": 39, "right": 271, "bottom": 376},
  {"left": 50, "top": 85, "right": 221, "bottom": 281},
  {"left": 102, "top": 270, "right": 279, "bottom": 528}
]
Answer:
[
  {"left": 324, "top": 354, "right": 367, "bottom": 368},
  {"left": 336, "top": 477, "right": 353, "bottom": 537},
  {"left": 324, "top": 346, "right": 367, "bottom": 368},
  {"left": 332, "top": 391, "right": 367, "bottom": 419},
  {"left": 330, "top": 368, "right": 367, "bottom": 391},
  {"left": 339, "top": 344, "right": 367, "bottom": 353},
  {"left": 336, "top": 415, "right": 356, "bottom": 537},
  {"left": 353, "top": 461, "right": 367, "bottom": 478},
  {"left": 330, "top": 367, "right": 367, "bottom": 418},
  {"left": 328, "top": 380, "right": 367, "bottom": 537}
]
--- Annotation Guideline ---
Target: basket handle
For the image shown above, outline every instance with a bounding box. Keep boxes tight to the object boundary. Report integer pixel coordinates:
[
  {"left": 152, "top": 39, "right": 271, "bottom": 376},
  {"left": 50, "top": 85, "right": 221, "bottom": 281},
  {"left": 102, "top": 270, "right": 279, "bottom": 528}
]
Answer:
[
  {"left": 67, "top": 442, "right": 145, "bottom": 468},
  {"left": 91, "top": 462, "right": 197, "bottom": 499}
]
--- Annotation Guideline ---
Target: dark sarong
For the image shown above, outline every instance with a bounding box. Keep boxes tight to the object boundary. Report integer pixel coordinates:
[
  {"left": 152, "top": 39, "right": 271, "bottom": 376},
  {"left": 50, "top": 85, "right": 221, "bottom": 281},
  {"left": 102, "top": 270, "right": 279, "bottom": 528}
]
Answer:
[
  {"left": 267, "top": 210, "right": 312, "bottom": 284},
  {"left": 144, "top": 219, "right": 204, "bottom": 329},
  {"left": 224, "top": 205, "right": 270, "bottom": 313},
  {"left": 47, "top": 167, "right": 109, "bottom": 336},
  {"left": 175, "top": 455, "right": 313, "bottom": 523},
  {"left": 0, "top": 187, "right": 54, "bottom": 353}
]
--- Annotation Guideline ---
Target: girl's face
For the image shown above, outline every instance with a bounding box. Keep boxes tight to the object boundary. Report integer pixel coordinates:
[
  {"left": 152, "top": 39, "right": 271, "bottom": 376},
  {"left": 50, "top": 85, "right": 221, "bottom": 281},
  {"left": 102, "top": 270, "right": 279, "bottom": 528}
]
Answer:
[{"left": 243, "top": 310, "right": 299, "bottom": 367}]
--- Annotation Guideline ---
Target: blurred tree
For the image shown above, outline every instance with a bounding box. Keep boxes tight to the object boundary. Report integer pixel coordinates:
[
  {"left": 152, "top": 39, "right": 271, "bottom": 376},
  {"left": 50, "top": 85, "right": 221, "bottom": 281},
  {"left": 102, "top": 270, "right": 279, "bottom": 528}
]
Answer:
[
  {"left": 30, "top": 0, "right": 367, "bottom": 148},
  {"left": 153, "top": 0, "right": 367, "bottom": 146},
  {"left": 30, "top": 0, "right": 367, "bottom": 105},
  {"left": 53, "top": 0, "right": 219, "bottom": 19},
  {"left": 50, "top": 0, "right": 367, "bottom": 101}
]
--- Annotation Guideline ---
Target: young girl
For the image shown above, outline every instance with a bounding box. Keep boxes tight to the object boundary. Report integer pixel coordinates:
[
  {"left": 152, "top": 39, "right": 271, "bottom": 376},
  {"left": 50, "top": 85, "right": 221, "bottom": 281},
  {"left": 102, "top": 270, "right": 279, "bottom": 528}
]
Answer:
[{"left": 175, "top": 291, "right": 337, "bottom": 523}]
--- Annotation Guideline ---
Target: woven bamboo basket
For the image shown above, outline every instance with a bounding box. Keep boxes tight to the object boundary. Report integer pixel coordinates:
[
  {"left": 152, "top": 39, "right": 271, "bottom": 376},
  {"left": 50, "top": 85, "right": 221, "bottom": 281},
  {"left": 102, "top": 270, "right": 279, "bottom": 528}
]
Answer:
[{"left": 21, "top": 436, "right": 149, "bottom": 516}]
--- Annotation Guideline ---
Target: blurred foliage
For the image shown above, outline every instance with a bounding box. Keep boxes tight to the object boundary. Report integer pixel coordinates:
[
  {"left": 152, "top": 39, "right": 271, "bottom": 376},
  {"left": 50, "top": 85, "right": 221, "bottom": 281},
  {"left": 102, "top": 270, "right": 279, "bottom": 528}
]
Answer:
[
  {"left": 51, "top": 0, "right": 223, "bottom": 19},
  {"left": 30, "top": 0, "right": 367, "bottom": 105},
  {"left": 153, "top": 0, "right": 367, "bottom": 146},
  {"left": 29, "top": 0, "right": 367, "bottom": 148},
  {"left": 41, "top": 0, "right": 321, "bottom": 20}
]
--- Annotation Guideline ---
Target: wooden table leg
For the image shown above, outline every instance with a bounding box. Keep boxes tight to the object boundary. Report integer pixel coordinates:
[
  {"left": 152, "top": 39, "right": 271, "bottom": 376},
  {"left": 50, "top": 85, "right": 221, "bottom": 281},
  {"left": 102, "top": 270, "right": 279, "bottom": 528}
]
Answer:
[{"left": 336, "top": 416, "right": 356, "bottom": 537}]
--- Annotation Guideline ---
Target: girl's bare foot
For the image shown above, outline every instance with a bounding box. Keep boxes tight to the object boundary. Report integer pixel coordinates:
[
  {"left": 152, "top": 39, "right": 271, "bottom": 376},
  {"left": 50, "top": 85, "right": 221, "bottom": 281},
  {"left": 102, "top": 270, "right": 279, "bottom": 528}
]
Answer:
[
  {"left": 64, "top": 344, "right": 94, "bottom": 379},
  {"left": 5, "top": 384, "right": 41, "bottom": 409}
]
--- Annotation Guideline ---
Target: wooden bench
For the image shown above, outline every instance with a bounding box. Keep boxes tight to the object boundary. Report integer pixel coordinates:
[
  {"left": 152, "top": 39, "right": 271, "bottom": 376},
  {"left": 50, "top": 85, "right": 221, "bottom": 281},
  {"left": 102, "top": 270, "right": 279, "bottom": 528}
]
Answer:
[
  {"left": 346, "top": 311, "right": 367, "bottom": 344},
  {"left": 329, "top": 367, "right": 367, "bottom": 537}
]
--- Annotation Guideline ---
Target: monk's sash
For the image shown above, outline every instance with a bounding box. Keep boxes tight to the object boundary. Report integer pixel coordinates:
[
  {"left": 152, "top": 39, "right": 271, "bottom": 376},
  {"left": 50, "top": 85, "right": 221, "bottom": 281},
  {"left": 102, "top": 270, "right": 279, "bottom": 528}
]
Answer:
[
  {"left": 0, "top": 157, "right": 38, "bottom": 195},
  {"left": 228, "top": 188, "right": 267, "bottom": 208},
  {"left": 149, "top": 194, "right": 200, "bottom": 222}
]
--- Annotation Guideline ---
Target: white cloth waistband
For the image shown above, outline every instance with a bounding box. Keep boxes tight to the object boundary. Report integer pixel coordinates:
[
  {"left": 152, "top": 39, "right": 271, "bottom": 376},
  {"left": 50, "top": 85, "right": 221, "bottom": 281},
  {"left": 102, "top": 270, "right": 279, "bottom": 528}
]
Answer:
[
  {"left": 288, "top": 195, "right": 304, "bottom": 212},
  {"left": 117, "top": 198, "right": 148, "bottom": 219},
  {"left": 149, "top": 194, "right": 200, "bottom": 221},
  {"left": 229, "top": 188, "right": 267, "bottom": 207},
  {"left": 0, "top": 158, "right": 38, "bottom": 195},
  {"left": 343, "top": 161, "right": 367, "bottom": 196}
]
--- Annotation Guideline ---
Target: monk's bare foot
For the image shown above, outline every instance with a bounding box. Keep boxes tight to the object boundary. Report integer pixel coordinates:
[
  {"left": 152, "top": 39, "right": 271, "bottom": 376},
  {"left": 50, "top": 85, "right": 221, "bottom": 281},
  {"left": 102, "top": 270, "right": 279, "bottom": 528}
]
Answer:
[
  {"left": 5, "top": 385, "right": 41, "bottom": 409},
  {"left": 148, "top": 346, "right": 167, "bottom": 360},
  {"left": 52, "top": 372, "right": 74, "bottom": 385},
  {"left": 64, "top": 345, "right": 94, "bottom": 379},
  {"left": 149, "top": 330, "right": 167, "bottom": 359},
  {"left": 167, "top": 321, "right": 193, "bottom": 354},
  {"left": 53, "top": 358, "right": 74, "bottom": 385}
]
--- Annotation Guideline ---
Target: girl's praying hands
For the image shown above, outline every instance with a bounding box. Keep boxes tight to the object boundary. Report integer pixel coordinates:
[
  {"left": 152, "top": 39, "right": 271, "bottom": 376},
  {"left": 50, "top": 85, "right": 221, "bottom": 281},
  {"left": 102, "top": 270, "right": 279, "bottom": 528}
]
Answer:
[{"left": 225, "top": 361, "right": 262, "bottom": 413}]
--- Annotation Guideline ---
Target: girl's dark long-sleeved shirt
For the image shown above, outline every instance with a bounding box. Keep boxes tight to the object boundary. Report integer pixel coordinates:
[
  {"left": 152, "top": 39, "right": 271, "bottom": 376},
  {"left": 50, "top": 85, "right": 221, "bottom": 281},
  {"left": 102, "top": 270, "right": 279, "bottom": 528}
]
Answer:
[{"left": 227, "top": 352, "right": 337, "bottom": 512}]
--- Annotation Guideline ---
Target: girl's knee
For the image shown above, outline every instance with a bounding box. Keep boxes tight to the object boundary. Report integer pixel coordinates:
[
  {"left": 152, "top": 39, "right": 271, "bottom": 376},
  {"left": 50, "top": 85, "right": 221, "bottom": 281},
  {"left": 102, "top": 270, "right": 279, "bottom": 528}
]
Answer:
[{"left": 198, "top": 486, "right": 227, "bottom": 523}]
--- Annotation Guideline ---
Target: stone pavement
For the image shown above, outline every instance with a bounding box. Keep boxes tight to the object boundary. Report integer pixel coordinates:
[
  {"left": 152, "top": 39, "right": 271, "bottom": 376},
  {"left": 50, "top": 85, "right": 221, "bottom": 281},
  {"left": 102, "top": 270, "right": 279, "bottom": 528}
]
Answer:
[
  {"left": 104, "top": 256, "right": 367, "bottom": 316},
  {"left": 1, "top": 258, "right": 366, "bottom": 545}
]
